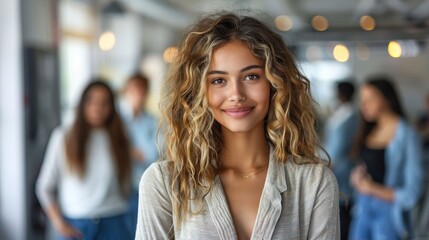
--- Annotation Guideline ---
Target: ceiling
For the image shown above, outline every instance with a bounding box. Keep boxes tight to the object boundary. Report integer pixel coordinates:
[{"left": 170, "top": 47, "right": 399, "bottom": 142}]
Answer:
[{"left": 99, "top": 0, "right": 429, "bottom": 43}]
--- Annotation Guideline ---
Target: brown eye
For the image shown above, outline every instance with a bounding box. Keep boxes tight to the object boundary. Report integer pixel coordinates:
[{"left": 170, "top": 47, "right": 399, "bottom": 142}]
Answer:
[
  {"left": 211, "top": 78, "right": 226, "bottom": 85},
  {"left": 244, "top": 74, "right": 259, "bottom": 81}
]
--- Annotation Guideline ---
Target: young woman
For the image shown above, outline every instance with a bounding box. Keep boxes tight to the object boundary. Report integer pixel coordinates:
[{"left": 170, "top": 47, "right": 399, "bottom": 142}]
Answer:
[
  {"left": 349, "top": 77, "right": 424, "bottom": 239},
  {"left": 36, "top": 80, "right": 132, "bottom": 239},
  {"left": 136, "top": 13, "right": 339, "bottom": 239}
]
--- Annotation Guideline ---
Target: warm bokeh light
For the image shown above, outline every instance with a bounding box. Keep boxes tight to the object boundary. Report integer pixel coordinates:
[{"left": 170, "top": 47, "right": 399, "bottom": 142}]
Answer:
[
  {"left": 312, "top": 15, "right": 329, "bottom": 31},
  {"left": 356, "top": 43, "right": 370, "bottom": 60},
  {"left": 388, "top": 41, "right": 402, "bottom": 58},
  {"left": 275, "top": 15, "right": 293, "bottom": 31},
  {"left": 163, "top": 46, "right": 178, "bottom": 63},
  {"left": 333, "top": 44, "right": 349, "bottom": 62},
  {"left": 98, "top": 31, "right": 116, "bottom": 51},
  {"left": 360, "top": 15, "right": 376, "bottom": 31},
  {"left": 306, "top": 45, "right": 323, "bottom": 61}
]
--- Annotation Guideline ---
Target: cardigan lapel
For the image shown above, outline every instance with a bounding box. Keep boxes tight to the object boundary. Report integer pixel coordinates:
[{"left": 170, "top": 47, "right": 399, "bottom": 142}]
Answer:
[
  {"left": 251, "top": 148, "right": 288, "bottom": 240},
  {"left": 205, "top": 146, "right": 287, "bottom": 240},
  {"left": 206, "top": 175, "right": 238, "bottom": 240}
]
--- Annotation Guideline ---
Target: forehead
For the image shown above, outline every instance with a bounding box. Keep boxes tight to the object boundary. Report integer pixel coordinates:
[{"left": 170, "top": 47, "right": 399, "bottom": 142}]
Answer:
[
  {"left": 87, "top": 86, "right": 110, "bottom": 98},
  {"left": 209, "top": 40, "right": 262, "bottom": 70},
  {"left": 127, "top": 78, "right": 146, "bottom": 88},
  {"left": 360, "top": 84, "right": 383, "bottom": 99}
]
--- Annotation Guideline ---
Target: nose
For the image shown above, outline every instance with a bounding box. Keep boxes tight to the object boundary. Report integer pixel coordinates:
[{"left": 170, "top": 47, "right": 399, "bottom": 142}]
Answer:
[{"left": 228, "top": 80, "right": 246, "bottom": 103}]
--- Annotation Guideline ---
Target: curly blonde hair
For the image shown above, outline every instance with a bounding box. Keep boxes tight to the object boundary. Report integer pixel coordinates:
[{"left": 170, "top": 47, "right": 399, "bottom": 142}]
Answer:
[{"left": 160, "top": 12, "right": 321, "bottom": 224}]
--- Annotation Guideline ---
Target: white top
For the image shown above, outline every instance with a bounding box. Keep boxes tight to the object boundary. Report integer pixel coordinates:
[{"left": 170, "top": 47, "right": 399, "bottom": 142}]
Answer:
[
  {"left": 326, "top": 103, "right": 354, "bottom": 129},
  {"left": 136, "top": 147, "right": 340, "bottom": 240},
  {"left": 36, "top": 127, "right": 128, "bottom": 219}
]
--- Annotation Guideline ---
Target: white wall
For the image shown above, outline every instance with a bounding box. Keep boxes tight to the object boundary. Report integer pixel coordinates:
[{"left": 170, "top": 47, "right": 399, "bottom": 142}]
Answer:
[
  {"left": 60, "top": 0, "right": 95, "bottom": 122},
  {"left": 0, "top": 0, "right": 26, "bottom": 239}
]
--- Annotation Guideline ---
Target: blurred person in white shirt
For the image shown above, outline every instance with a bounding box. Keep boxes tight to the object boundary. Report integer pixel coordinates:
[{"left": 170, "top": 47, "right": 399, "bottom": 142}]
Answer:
[{"left": 36, "top": 80, "right": 132, "bottom": 240}]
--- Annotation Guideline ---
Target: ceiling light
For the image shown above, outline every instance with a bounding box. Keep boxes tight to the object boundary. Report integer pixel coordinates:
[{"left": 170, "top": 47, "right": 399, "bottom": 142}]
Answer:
[
  {"left": 333, "top": 44, "right": 349, "bottom": 62},
  {"left": 360, "top": 15, "right": 376, "bottom": 31},
  {"left": 275, "top": 15, "right": 293, "bottom": 31},
  {"left": 388, "top": 41, "right": 402, "bottom": 58},
  {"left": 311, "top": 15, "right": 329, "bottom": 31},
  {"left": 99, "top": 31, "right": 116, "bottom": 51}
]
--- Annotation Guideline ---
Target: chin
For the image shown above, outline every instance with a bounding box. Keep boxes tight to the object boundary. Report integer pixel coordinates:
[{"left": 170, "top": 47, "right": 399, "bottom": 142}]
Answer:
[
  {"left": 226, "top": 128, "right": 252, "bottom": 133},
  {"left": 362, "top": 115, "right": 376, "bottom": 122},
  {"left": 88, "top": 121, "right": 106, "bottom": 128},
  {"left": 221, "top": 124, "right": 261, "bottom": 134}
]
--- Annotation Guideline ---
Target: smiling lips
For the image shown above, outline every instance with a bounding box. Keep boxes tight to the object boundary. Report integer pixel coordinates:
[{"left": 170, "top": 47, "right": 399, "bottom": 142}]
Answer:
[{"left": 223, "top": 107, "right": 254, "bottom": 118}]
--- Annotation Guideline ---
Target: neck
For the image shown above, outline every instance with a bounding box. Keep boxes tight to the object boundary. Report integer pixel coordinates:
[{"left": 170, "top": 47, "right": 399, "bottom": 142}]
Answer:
[
  {"left": 377, "top": 111, "right": 399, "bottom": 127},
  {"left": 219, "top": 124, "right": 269, "bottom": 170},
  {"left": 341, "top": 100, "right": 352, "bottom": 106},
  {"left": 132, "top": 106, "right": 143, "bottom": 118}
]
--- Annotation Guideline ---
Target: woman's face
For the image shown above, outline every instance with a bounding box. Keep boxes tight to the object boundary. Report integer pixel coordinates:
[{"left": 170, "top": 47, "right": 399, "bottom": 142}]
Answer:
[
  {"left": 206, "top": 39, "right": 271, "bottom": 134},
  {"left": 359, "top": 84, "right": 388, "bottom": 122},
  {"left": 124, "top": 79, "right": 147, "bottom": 109},
  {"left": 84, "top": 86, "right": 112, "bottom": 127}
]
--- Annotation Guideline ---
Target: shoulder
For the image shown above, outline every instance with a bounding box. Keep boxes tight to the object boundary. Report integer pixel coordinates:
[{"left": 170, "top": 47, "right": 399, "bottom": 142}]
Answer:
[
  {"left": 42, "top": 127, "right": 68, "bottom": 165},
  {"left": 49, "top": 126, "right": 67, "bottom": 144},
  {"left": 144, "top": 111, "right": 159, "bottom": 122},
  {"left": 285, "top": 160, "right": 333, "bottom": 177},
  {"left": 52, "top": 126, "right": 66, "bottom": 136},
  {"left": 285, "top": 160, "right": 338, "bottom": 192},
  {"left": 141, "top": 112, "right": 160, "bottom": 130},
  {"left": 143, "top": 160, "right": 171, "bottom": 177},
  {"left": 140, "top": 160, "right": 172, "bottom": 190},
  {"left": 397, "top": 119, "right": 420, "bottom": 140}
]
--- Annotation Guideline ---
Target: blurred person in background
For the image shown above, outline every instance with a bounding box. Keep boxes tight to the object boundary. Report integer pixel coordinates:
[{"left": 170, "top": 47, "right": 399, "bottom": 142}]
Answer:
[
  {"left": 119, "top": 73, "right": 160, "bottom": 237},
  {"left": 416, "top": 93, "right": 429, "bottom": 162},
  {"left": 36, "top": 80, "right": 132, "bottom": 240},
  {"left": 324, "top": 80, "right": 358, "bottom": 240},
  {"left": 349, "top": 77, "right": 424, "bottom": 240},
  {"left": 416, "top": 93, "right": 429, "bottom": 153},
  {"left": 412, "top": 92, "right": 429, "bottom": 239}
]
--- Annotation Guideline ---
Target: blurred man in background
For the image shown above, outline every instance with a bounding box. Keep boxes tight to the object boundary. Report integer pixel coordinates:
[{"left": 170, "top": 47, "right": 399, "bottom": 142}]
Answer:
[
  {"left": 120, "top": 73, "right": 160, "bottom": 237},
  {"left": 324, "top": 81, "right": 358, "bottom": 240}
]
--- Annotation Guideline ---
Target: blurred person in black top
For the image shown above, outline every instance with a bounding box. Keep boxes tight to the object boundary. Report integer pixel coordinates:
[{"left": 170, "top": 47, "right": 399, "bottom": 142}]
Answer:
[{"left": 349, "top": 77, "right": 424, "bottom": 240}]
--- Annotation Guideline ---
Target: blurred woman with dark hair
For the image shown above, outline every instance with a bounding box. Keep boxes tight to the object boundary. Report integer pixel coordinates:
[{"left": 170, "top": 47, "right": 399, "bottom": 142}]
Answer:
[
  {"left": 349, "top": 77, "right": 424, "bottom": 239},
  {"left": 36, "top": 80, "right": 132, "bottom": 239}
]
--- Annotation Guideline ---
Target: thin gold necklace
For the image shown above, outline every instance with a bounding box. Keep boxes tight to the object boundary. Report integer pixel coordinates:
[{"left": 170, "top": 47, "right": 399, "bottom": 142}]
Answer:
[{"left": 223, "top": 164, "right": 269, "bottom": 180}]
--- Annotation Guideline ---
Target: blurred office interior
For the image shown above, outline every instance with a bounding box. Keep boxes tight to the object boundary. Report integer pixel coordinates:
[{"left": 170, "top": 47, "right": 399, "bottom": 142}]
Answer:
[{"left": 1, "top": 0, "right": 429, "bottom": 239}]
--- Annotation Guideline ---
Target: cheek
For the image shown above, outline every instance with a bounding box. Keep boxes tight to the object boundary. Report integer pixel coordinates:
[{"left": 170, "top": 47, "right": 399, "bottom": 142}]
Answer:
[
  {"left": 99, "top": 104, "right": 112, "bottom": 119},
  {"left": 361, "top": 101, "right": 371, "bottom": 113},
  {"left": 207, "top": 89, "right": 224, "bottom": 109},
  {"left": 127, "top": 90, "right": 138, "bottom": 101},
  {"left": 368, "top": 100, "right": 382, "bottom": 112},
  {"left": 133, "top": 89, "right": 146, "bottom": 100},
  {"left": 252, "top": 84, "right": 271, "bottom": 109},
  {"left": 83, "top": 104, "right": 96, "bottom": 123},
  {"left": 361, "top": 101, "right": 381, "bottom": 119},
  {"left": 84, "top": 104, "right": 93, "bottom": 116}
]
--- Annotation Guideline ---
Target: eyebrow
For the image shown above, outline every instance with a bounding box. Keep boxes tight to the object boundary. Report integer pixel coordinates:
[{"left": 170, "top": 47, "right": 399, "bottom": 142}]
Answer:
[{"left": 207, "top": 65, "right": 263, "bottom": 75}]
